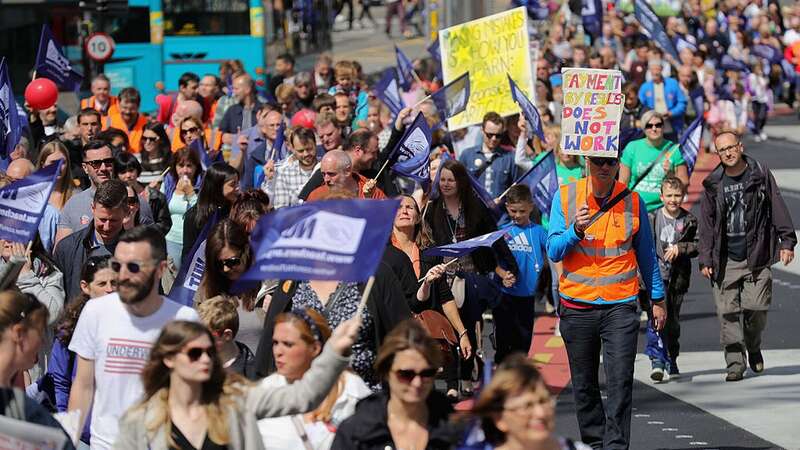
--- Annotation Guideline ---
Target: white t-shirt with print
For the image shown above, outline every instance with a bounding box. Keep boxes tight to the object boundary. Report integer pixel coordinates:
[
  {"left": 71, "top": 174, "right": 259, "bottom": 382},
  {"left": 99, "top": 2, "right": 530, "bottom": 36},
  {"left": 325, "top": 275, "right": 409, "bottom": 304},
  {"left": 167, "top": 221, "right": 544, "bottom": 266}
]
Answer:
[{"left": 68, "top": 293, "right": 199, "bottom": 450}]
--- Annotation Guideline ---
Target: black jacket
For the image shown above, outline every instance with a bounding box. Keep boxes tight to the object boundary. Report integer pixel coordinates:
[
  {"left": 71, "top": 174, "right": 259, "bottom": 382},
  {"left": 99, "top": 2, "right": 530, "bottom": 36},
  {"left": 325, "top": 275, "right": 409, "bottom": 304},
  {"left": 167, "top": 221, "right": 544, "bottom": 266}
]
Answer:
[
  {"left": 253, "top": 261, "right": 412, "bottom": 377},
  {"left": 331, "top": 390, "right": 459, "bottom": 450},
  {"left": 699, "top": 154, "right": 797, "bottom": 284},
  {"left": 145, "top": 187, "right": 172, "bottom": 236},
  {"left": 649, "top": 208, "right": 698, "bottom": 294},
  {"left": 53, "top": 224, "right": 116, "bottom": 302},
  {"left": 382, "top": 244, "right": 419, "bottom": 310}
]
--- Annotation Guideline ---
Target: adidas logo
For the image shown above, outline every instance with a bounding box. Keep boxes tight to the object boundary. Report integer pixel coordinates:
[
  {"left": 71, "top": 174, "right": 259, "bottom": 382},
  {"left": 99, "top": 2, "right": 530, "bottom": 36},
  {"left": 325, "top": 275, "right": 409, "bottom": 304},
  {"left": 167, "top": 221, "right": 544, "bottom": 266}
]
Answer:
[{"left": 507, "top": 232, "right": 532, "bottom": 253}]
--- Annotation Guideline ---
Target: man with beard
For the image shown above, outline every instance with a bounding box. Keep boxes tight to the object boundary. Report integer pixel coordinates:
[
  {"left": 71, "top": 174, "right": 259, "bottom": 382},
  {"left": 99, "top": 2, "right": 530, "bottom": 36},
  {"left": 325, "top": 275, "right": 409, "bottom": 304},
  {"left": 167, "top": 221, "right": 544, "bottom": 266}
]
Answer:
[
  {"left": 54, "top": 179, "right": 129, "bottom": 301},
  {"left": 67, "top": 225, "right": 198, "bottom": 450}
]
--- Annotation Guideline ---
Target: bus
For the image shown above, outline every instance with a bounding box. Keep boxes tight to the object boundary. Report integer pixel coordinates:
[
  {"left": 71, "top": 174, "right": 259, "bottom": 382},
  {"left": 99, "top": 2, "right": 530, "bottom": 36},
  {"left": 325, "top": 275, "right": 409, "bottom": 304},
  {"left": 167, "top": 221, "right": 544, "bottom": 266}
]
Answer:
[{"left": 0, "top": 0, "right": 266, "bottom": 113}]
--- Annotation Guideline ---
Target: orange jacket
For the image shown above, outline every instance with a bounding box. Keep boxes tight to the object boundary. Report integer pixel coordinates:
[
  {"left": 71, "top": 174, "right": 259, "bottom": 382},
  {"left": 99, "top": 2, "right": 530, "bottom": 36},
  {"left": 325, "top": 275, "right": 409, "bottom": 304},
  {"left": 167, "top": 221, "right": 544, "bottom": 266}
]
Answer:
[
  {"left": 81, "top": 95, "right": 119, "bottom": 128},
  {"left": 558, "top": 178, "right": 640, "bottom": 303},
  {"left": 307, "top": 173, "right": 386, "bottom": 202},
  {"left": 167, "top": 126, "right": 222, "bottom": 152},
  {"left": 106, "top": 111, "right": 148, "bottom": 153}
]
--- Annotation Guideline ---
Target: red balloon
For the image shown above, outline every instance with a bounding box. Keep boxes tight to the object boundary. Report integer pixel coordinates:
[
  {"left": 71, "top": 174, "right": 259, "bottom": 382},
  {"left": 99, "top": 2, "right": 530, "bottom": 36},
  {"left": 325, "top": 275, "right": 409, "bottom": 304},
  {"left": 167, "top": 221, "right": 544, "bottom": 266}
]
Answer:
[
  {"left": 291, "top": 109, "right": 317, "bottom": 129},
  {"left": 25, "top": 78, "right": 59, "bottom": 110}
]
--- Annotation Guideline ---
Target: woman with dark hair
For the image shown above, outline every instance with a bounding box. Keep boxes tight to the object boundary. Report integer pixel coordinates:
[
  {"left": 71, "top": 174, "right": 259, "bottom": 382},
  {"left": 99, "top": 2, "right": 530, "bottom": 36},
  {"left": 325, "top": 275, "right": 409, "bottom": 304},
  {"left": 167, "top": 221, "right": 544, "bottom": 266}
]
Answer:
[
  {"left": 471, "top": 354, "right": 591, "bottom": 450},
  {"left": 332, "top": 319, "right": 457, "bottom": 449},
  {"left": 182, "top": 162, "right": 240, "bottom": 261},
  {"left": 196, "top": 219, "right": 256, "bottom": 310},
  {"left": 161, "top": 147, "right": 203, "bottom": 269},
  {"left": 139, "top": 122, "right": 171, "bottom": 174},
  {"left": 36, "top": 140, "right": 75, "bottom": 211},
  {"left": 115, "top": 152, "right": 172, "bottom": 235},
  {"left": 44, "top": 255, "right": 116, "bottom": 446},
  {"left": 114, "top": 318, "right": 361, "bottom": 449},
  {"left": 230, "top": 189, "right": 271, "bottom": 233},
  {"left": 424, "top": 159, "right": 517, "bottom": 394}
]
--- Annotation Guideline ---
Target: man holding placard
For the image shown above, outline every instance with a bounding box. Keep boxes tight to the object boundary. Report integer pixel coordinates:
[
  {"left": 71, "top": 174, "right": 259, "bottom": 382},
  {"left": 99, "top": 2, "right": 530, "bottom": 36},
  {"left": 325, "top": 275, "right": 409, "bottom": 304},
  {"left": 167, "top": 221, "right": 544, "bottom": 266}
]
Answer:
[{"left": 549, "top": 67, "right": 666, "bottom": 449}]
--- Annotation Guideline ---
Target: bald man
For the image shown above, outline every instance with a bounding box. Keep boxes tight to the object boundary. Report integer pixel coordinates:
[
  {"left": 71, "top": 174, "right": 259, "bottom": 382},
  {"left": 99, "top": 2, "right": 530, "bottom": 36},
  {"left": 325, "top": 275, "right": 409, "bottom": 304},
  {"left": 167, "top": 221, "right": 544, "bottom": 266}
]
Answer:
[
  {"left": 306, "top": 150, "right": 385, "bottom": 201},
  {"left": 4, "top": 159, "right": 60, "bottom": 252}
]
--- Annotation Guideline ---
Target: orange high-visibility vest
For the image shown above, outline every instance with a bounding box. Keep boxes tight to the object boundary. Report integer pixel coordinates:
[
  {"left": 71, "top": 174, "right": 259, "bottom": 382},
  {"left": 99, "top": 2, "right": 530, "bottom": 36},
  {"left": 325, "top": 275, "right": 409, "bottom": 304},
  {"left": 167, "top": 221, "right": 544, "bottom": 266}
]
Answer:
[
  {"left": 106, "top": 111, "right": 148, "bottom": 153},
  {"left": 80, "top": 96, "right": 119, "bottom": 128},
  {"left": 168, "top": 126, "right": 222, "bottom": 152},
  {"left": 559, "top": 178, "right": 640, "bottom": 303}
]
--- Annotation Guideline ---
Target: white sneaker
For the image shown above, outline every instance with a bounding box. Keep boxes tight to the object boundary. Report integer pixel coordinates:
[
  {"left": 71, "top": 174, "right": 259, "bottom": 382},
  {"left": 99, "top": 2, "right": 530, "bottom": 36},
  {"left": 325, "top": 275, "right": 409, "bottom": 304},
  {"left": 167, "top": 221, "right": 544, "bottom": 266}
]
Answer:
[
  {"left": 760, "top": 132, "right": 768, "bottom": 141},
  {"left": 650, "top": 366, "right": 664, "bottom": 382},
  {"left": 754, "top": 135, "right": 763, "bottom": 143}
]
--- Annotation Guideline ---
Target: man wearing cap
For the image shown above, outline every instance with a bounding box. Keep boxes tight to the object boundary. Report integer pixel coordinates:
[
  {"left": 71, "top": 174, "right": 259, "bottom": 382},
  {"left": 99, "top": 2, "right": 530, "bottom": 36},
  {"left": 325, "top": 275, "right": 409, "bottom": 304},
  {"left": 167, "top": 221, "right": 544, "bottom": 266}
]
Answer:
[{"left": 547, "top": 154, "right": 665, "bottom": 450}]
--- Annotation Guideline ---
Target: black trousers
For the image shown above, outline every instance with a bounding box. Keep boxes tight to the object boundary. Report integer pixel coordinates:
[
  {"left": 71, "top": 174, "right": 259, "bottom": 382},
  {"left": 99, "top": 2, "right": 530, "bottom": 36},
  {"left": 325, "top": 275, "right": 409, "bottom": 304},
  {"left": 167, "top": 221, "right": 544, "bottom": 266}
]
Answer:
[
  {"left": 560, "top": 302, "right": 640, "bottom": 450},
  {"left": 492, "top": 294, "right": 535, "bottom": 364}
]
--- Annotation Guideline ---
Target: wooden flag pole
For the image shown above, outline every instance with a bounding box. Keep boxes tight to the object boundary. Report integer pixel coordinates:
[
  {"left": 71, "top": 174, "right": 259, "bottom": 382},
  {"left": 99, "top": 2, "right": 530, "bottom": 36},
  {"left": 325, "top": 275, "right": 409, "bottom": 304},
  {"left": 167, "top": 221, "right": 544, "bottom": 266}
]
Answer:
[
  {"left": 355, "top": 275, "right": 376, "bottom": 320},
  {"left": 416, "top": 257, "right": 459, "bottom": 283},
  {"left": 411, "top": 93, "right": 434, "bottom": 110}
]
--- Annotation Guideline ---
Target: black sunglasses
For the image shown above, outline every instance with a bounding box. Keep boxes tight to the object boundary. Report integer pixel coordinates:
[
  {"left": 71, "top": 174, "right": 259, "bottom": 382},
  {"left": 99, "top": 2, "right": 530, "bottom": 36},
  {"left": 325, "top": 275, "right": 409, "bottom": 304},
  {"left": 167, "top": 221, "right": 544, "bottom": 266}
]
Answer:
[
  {"left": 645, "top": 122, "right": 664, "bottom": 130},
  {"left": 180, "top": 126, "right": 200, "bottom": 135},
  {"left": 84, "top": 158, "right": 114, "bottom": 169},
  {"left": 484, "top": 131, "right": 504, "bottom": 140},
  {"left": 394, "top": 368, "right": 437, "bottom": 383},
  {"left": 141, "top": 136, "right": 159, "bottom": 142},
  {"left": 110, "top": 259, "right": 153, "bottom": 274},
  {"left": 588, "top": 157, "right": 619, "bottom": 167},
  {"left": 183, "top": 346, "right": 214, "bottom": 362},
  {"left": 219, "top": 257, "right": 242, "bottom": 269}
]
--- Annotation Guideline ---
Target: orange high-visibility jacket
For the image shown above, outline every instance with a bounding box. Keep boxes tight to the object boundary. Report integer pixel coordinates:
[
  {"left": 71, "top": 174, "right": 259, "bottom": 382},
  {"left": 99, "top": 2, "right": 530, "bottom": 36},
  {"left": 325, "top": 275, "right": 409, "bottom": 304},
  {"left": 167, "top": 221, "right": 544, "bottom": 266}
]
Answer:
[
  {"left": 558, "top": 178, "right": 640, "bottom": 303},
  {"left": 106, "top": 111, "right": 147, "bottom": 153},
  {"left": 80, "top": 95, "right": 119, "bottom": 128}
]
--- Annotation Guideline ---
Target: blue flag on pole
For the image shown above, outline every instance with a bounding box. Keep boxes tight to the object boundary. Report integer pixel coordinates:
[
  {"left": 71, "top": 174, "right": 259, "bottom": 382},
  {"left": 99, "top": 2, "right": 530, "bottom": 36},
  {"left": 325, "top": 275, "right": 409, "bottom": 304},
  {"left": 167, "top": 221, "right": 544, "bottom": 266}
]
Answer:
[
  {"left": 374, "top": 69, "right": 406, "bottom": 118},
  {"left": 428, "top": 151, "right": 451, "bottom": 201},
  {"left": 427, "top": 37, "right": 444, "bottom": 81},
  {"left": 430, "top": 72, "right": 470, "bottom": 121},
  {"left": 720, "top": 55, "right": 749, "bottom": 72},
  {"left": 190, "top": 136, "right": 222, "bottom": 171},
  {"left": 515, "top": 151, "right": 558, "bottom": 216},
  {"left": 677, "top": 117, "right": 703, "bottom": 177},
  {"left": 467, "top": 170, "right": 503, "bottom": 222},
  {"left": 226, "top": 73, "right": 234, "bottom": 98},
  {"left": 507, "top": 74, "right": 545, "bottom": 142},
  {"left": 34, "top": 25, "right": 83, "bottom": 91},
  {"left": 0, "top": 58, "right": 23, "bottom": 163},
  {"left": 391, "top": 112, "right": 432, "bottom": 183},
  {"left": 236, "top": 199, "right": 401, "bottom": 283},
  {"left": 582, "top": 0, "right": 603, "bottom": 37},
  {"left": 752, "top": 44, "right": 783, "bottom": 64},
  {"left": 169, "top": 213, "right": 220, "bottom": 306},
  {"left": 423, "top": 229, "right": 508, "bottom": 258},
  {"left": 633, "top": 0, "right": 680, "bottom": 62},
  {"left": 395, "top": 45, "right": 416, "bottom": 91},
  {"left": 0, "top": 160, "right": 62, "bottom": 244}
]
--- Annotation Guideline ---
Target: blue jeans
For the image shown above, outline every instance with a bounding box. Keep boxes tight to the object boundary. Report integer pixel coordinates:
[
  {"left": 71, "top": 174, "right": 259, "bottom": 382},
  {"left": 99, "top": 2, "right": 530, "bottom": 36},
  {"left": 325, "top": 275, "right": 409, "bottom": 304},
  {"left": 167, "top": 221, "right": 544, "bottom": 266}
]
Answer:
[{"left": 560, "top": 301, "right": 640, "bottom": 450}]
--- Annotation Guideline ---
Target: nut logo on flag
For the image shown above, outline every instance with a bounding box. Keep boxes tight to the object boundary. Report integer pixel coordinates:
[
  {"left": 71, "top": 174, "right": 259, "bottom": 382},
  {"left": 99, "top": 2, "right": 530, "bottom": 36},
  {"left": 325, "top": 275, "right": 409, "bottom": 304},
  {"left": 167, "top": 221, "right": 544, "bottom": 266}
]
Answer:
[{"left": 273, "top": 211, "right": 366, "bottom": 255}]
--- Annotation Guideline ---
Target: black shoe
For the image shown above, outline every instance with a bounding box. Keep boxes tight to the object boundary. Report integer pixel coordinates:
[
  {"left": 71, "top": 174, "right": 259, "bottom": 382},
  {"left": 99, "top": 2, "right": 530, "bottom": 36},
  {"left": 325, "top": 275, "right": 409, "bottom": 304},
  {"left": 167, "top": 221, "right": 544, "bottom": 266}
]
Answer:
[
  {"left": 748, "top": 351, "right": 764, "bottom": 373},
  {"left": 725, "top": 371, "right": 744, "bottom": 382}
]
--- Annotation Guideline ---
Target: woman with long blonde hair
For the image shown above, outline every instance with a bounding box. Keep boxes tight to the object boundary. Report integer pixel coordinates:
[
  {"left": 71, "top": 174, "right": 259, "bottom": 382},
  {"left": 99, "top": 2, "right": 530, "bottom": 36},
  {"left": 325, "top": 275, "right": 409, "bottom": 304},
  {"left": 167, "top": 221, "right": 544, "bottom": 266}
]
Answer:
[
  {"left": 36, "top": 140, "right": 75, "bottom": 210},
  {"left": 115, "top": 318, "right": 361, "bottom": 449}
]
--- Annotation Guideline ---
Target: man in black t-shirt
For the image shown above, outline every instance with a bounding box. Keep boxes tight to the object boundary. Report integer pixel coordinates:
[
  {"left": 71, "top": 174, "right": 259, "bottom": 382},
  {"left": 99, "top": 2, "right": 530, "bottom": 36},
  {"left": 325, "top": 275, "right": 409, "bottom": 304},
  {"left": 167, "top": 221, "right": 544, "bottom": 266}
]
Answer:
[{"left": 698, "top": 131, "right": 797, "bottom": 382}]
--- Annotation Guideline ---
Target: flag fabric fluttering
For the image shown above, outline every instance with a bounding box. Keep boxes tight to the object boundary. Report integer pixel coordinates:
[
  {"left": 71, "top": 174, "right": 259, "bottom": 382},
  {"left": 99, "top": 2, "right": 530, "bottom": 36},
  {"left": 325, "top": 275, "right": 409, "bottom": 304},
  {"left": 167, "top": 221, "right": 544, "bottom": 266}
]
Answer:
[
  {"left": 395, "top": 45, "right": 416, "bottom": 91},
  {"left": 426, "top": 37, "right": 444, "bottom": 81},
  {"left": 169, "top": 213, "right": 220, "bottom": 306},
  {"left": 423, "top": 229, "right": 508, "bottom": 258},
  {"left": 515, "top": 151, "right": 558, "bottom": 216},
  {"left": 633, "top": 0, "right": 680, "bottom": 62},
  {"left": 677, "top": 117, "right": 703, "bottom": 177},
  {"left": 0, "top": 58, "right": 23, "bottom": 164},
  {"left": 390, "top": 112, "right": 432, "bottom": 183},
  {"left": 34, "top": 25, "right": 83, "bottom": 91},
  {"left": 0, "top": 161, "right": 63, "bottom": 244},
  {"left": 582, "top": 0, "right": 604, "bottom": 38},
  {"left": 430, "top": 72, "right": 470, "bottom": 121},
  {"left": 507, "top": 74, "right": 545, "bottom": 142},
  {"left": 190, "top": 137, "right": 222, "bottom": 171},
  {"left": 374, "top": 69, "right": 406, "bottom": 118}
]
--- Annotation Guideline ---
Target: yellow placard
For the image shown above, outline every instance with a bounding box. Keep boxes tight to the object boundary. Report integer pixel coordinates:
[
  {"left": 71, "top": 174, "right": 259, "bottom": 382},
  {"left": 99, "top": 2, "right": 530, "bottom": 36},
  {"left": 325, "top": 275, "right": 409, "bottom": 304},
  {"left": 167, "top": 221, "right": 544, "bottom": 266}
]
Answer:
[{"left": 440, "top": 7, "right": 533, "bottom": 130}]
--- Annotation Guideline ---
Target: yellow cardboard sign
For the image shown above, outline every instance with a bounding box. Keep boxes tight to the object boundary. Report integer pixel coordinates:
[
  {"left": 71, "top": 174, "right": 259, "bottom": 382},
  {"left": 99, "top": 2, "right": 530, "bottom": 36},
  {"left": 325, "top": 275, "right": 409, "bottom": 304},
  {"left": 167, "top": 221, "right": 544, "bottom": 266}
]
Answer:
[{"left": 439, "top": 7, "right": 533, "bottom": 130}]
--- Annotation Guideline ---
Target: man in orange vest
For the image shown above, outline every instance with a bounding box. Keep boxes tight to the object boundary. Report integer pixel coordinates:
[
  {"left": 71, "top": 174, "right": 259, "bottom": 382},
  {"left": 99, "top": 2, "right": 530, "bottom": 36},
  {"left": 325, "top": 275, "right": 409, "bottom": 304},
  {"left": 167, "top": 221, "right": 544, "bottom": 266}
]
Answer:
[
  {"left": 106, "top": 87, "right": 148, "bottom": 153},
  {"left": 547, "top": 154, "right": 666, "bottom": 450},
  {"left": 80, "top": 74, "right": 119, "bottom": 124}
]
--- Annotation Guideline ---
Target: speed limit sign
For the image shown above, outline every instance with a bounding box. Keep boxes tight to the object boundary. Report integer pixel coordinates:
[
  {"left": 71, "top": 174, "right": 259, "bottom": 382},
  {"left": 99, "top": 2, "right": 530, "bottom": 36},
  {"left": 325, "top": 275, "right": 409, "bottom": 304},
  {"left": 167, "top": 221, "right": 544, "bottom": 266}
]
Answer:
[{"left": 85, "top": 33, "right": 115, "bottom": 62}]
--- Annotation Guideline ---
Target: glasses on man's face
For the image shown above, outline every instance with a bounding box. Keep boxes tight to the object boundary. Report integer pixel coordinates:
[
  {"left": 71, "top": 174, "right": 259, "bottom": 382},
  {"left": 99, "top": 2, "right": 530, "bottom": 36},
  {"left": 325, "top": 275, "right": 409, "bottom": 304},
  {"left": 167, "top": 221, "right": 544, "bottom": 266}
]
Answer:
[
  {"left": 394, "top": 367, "right": 437, "bottom": 384},
  {"left": 645, "top": 122, "right": 664, "bottom": 130},
  {"left": 183, "top": 346, "right": 214, "bottom": 362},
  {"left": 219, "top": 257, "right": 242, "bottom": 269},
  {"left": 484, "top": 131, "right": 504, "bottom": 140},
  {"left": 181, "top": 126, "right": 200, "bottom": 136},
  {"left": 84, "top": 158, "right": 114, "bottom": 170},
  {"left": 588, "top": 157, "right": 619, "bottom": 167},
  {"left": 714, "top": 143, "right": 741, "bottom": 154},
  {"left": 110, "top": 259, "right": 154, "bottom": 274}
]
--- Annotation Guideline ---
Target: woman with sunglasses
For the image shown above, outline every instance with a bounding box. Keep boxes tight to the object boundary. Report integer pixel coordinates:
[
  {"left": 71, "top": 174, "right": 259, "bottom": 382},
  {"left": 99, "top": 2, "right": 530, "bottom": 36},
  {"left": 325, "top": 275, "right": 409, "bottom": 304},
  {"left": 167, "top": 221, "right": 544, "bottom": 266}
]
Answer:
[
  {"left": 258, "top": 308, "right": 371, "bottom": 449},
  {"left": 115, "top": 317, "right": 361, "bottom": 449},
  {"left": 36, "top": 140, "right": 76, "bottom": 211},
  {"left": 424, "top": 159, "right": 518, "bottom": 395},
  {"left": 0, "top": 290, "right": 74, "bottom": 442},
  {"left": 182, "top": 162, "right": 240, "bottom": 262},
  {"left": 160, "top": 147, "right": 203, "bottom": 270},
  {"left": 332, "top": 319, "right": 457, "bottom": 450},
  {"left": 139, "top": 122, "right": 171, "bottom": 175},
  {"left": 619, "top": 110, "right": 689, "bottom": 212},
  {"left": 43, "top": 255, "right": 116, "bottom": 446},
  {"left": 178, "top": 116, "right": 205, "bottom": 149},
  {"left": 115, "top": 152, "right": 172, "bottom": 235},
  {"left": 196, "top": 219, "right": 258, "bottom": 312},
  {"left": 470, "top": 354, "right": 590, "bottom": 450}
]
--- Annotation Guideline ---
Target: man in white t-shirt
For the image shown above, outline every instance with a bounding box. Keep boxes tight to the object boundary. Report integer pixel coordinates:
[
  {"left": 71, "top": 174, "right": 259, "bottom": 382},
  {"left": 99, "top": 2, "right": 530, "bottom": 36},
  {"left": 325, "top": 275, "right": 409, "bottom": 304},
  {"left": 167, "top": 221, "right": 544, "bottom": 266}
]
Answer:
[{"left": 68, "top": 225, "right": 199, "bottom": 449}]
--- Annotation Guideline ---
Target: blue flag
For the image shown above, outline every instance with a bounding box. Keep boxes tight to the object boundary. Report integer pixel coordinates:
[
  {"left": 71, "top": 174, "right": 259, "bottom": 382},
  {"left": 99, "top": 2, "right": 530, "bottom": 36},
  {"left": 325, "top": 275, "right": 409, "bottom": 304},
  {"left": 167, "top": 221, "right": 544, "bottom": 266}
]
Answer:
[
  {"left": 237, "top": 199, "right": 401, "bottom": 283},
  {"left": 719, "top": 55, "right": 749, "bottom": 72},
  {"left": 374, "top": 69, "right": 406, "bottom": 118},
  {"left": 0, "top": 58, "right": 23, "bottom": 162},
  {"left": 582, "top": 0, "right": 603, "bottom": 37},
  {"left": 428, "top": 151, "right": 451, "bottom": 201},
  {"left": 633, "top": 0, "right": 680, "bottom": 62},
  {"left": 677, "top": 117, "right": 703, "bottom": 177},
  {"left": 226, "top": 73, "right": 234, "bottom": 98},
  {"left": 423, "top": 229, "right": 507, "bottom": 258},
  {"left": 34, "top": 25, "right": 83, "bottom": 91},
  {"left": 752, "top": 44, "right": 783, "bottom": 64},
  {"left": 0, "top": 161, "right": 62, "bottom": 244},
  {"left": 674, "top": 35, "right": 697, "bottom": 53},
  {"left": 644, "top": 320, "right": 670, "bottom": 365},
  {"left": 467, "top": 169, "right": 503, "bottom": 222},
  {"left": 169, "top": 213, "right": 220, "bottom": 306},
  {"left": 254, "top": 120, "right": 287, "bottom": 188},
  {"left": 190, "top": 136, "right": 222, "bottom": 171},
  {"left": 430, "top": 72, "right": 470, "bottom": 121},
  {"left": 426, "top": 37, "right": 444, "bottom": 81},
  {"left": 507, "top": 74, "right": 545, "bottom": 142},
  {"left": 395, "top": 45, "right": 416, "bottom": 91},
  {"left": 515, "top": 151, "right": 558, "bottom": 216},
  {"left": 391, "top": 112, "right": 432, "bottom": 182}
]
